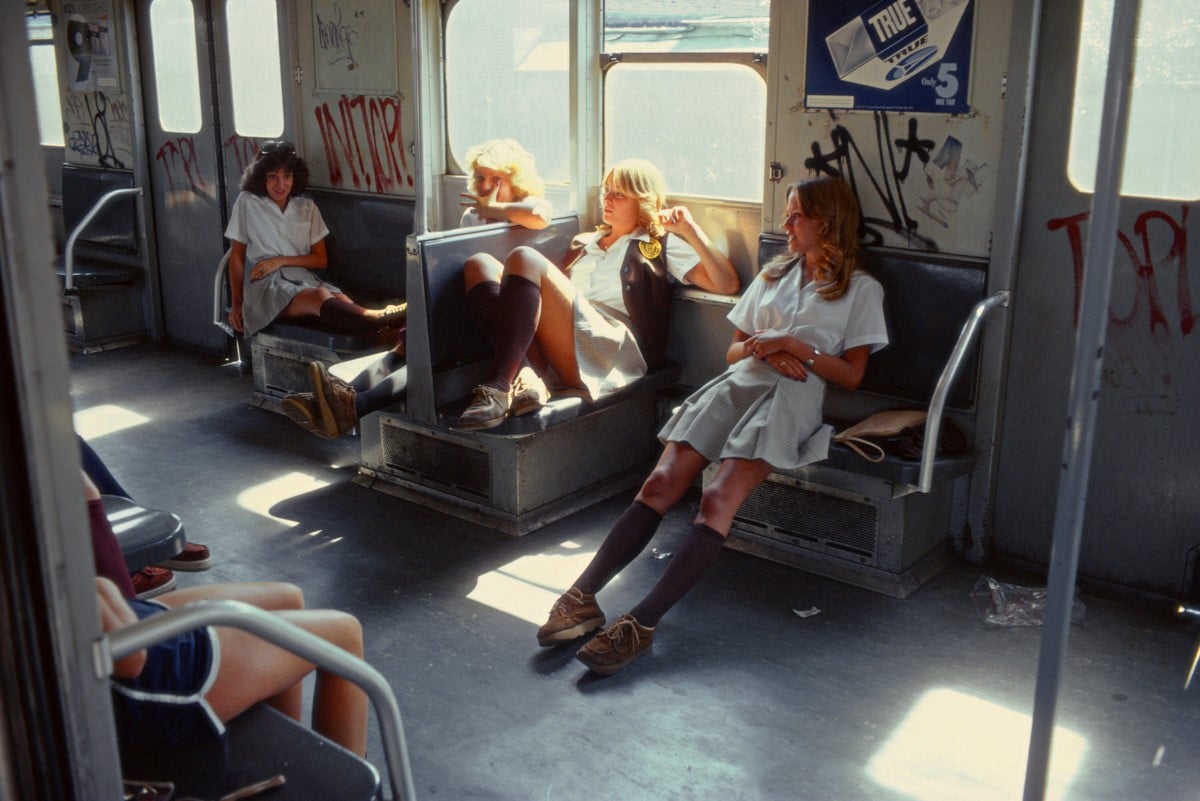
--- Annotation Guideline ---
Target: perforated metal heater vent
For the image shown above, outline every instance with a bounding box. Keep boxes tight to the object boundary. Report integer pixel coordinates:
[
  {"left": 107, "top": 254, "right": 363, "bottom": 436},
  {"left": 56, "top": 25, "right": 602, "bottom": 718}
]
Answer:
[
  {"left": 733, "top": 480, "right": 878, "bottom": 558},
  {"left": 380, "top": 423, "right": 490, "bottom": 500},
  {"left": 262, "top": 351, "right": 310, "bottom": 396}
]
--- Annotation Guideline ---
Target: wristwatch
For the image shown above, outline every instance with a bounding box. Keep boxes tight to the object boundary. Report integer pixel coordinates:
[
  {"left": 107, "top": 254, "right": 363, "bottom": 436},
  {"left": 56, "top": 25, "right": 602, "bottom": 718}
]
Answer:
[{"left": 805, "top": 348, "right": 821, "bottom": 367}]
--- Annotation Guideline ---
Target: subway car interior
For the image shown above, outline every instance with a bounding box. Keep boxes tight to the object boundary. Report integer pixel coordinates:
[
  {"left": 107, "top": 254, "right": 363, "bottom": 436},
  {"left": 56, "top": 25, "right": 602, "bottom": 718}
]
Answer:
[{"left": 2, "top": 0, "right": 1199, "bottom": 799}]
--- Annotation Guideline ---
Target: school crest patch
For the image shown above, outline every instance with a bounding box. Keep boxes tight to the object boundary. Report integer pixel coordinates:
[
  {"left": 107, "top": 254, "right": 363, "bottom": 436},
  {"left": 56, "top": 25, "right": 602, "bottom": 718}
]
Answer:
[{"left": 638, "top": 239, "right": 662, "bottom": 260}]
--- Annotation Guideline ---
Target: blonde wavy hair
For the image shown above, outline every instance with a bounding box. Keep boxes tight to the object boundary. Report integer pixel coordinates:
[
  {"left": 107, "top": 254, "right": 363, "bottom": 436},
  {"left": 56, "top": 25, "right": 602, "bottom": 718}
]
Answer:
[
  {"left": 763, "top": 176, "right": 863, "bottom": 300},
  {"left": 599, "top": 158, "right": 668, "bottom": 238},
  {"left": 465, "top": 138, "right": 545, "bottom": 200}
]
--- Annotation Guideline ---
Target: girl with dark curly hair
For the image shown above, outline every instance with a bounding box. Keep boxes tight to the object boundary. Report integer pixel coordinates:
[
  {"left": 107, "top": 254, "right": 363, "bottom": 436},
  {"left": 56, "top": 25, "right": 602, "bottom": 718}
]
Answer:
[{"left": 224, "top": 140, "right": 403, "bottom": 338}]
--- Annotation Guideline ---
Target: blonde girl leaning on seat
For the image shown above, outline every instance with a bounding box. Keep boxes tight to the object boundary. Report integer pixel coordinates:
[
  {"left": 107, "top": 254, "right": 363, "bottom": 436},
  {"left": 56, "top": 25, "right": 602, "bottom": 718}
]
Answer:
[{"left": 459, "top": 138, "right": 553, "bottom": 229}]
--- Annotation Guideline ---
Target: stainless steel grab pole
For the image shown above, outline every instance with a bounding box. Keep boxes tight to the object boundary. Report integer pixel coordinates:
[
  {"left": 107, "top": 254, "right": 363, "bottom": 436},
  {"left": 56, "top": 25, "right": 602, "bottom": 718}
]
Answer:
[{"left": 1022, "top": 2, "right": 1141, "bottom": 799}]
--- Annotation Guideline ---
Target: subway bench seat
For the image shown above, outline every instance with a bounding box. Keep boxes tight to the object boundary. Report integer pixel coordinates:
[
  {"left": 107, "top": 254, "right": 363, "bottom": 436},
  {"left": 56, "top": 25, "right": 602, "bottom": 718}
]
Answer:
[
  {"left": 356, "top": 215, "right": 682, "bottom": 536},
  {"left": 57, "top": 165, "right": 146, "bottom": 353},
  {"left": 711, "top": 234, "right": 1007, "bottom": 598}
]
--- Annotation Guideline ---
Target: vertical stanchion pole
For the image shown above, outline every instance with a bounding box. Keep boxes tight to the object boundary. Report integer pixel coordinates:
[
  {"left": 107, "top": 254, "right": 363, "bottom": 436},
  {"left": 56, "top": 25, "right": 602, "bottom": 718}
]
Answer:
[{"left": 1022, "top": 2, "right": 1141, "bottom": 799}]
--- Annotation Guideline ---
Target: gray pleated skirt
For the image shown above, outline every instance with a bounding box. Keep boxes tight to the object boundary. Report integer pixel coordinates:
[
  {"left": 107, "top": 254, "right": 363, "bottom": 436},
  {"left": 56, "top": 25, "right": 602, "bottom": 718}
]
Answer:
[
  {"left": 243, "top": 266, "right": 342, "bottom": 336},
  {"left": 568, "top": 298, "right": 647, "bottom": 403},
  {"left": 658, "top": 357, "right": 831, "bottom": 471}
]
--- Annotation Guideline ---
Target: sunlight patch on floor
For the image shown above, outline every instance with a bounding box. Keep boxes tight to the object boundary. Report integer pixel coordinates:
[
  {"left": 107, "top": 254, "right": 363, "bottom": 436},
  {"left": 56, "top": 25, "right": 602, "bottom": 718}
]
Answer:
[
  {"left": 236, "top": 472, "right": 330, "bottom": 524},
  {"left": 74, "top": 404, "right": 149, "bottom": 440},
  {"left": 866, "top": 687, "right": 1087, "bottom": 801},
  {"left": 467, "top": 546, "right": 600, "bottom": 625}
]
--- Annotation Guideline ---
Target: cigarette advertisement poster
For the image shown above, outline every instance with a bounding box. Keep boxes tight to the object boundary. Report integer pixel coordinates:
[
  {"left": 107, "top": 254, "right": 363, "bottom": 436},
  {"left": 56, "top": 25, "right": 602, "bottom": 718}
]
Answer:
[
  {"left": 63, "top": 0, "right": 120, "bottom": 92},
  {"left": 805, "top": 0, "right": 974, "bottom": 112}
]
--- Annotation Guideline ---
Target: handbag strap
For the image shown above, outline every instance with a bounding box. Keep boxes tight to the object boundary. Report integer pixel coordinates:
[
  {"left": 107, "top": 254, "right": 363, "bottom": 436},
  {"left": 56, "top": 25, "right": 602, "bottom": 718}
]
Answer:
[{"left": 838, "top": 436, "right": 887, "bottom": 463}]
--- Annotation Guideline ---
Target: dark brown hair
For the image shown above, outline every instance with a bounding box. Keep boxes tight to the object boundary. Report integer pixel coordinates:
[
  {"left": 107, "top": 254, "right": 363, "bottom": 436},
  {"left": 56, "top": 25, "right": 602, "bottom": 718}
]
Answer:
[{"left": 240, "top": 140, "right": 310, "bottom": 198}]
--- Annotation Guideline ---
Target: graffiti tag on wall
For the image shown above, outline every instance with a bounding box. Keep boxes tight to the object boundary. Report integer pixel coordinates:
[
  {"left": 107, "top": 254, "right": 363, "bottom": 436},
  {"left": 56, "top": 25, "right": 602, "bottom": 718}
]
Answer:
[
  {"left": 154, "top": 137, "right": 208, "bottom": 206},
  {"left": 312, "top": 94, "right": 412, "bottom": 193},
  {"left": 805, "top": 112, "right": 989, "bottom": 250},
  {"left": 1048, "top": 206, "right": 1192, "bottom": 339},
  {"left": 63, "top": 91, "right": 132, "bottom": 168},
  {"left": 316, "top": 3, "right": 361, "bottom": 71},
  {"left": 1048, "top": 205, "right": 1192, "bottom": 402}
]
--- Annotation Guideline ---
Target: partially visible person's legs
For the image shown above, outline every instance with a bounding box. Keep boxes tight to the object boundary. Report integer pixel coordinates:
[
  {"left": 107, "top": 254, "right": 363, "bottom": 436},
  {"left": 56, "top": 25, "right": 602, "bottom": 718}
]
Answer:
[{"left": 160, "top": 582, "right": 368, "bottom": 756}]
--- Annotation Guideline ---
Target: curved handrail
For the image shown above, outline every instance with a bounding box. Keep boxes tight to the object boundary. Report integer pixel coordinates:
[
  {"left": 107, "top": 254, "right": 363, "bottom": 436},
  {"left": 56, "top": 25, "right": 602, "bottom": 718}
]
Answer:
[
  {"left": 918, "top": 291, "right": 1011, "bottom": 493},
  {"left": 95, "top": 599, "right": 417, "bottom": 801},
  {"left": 63, "top": 186, "right": 143, "bottom": 292},
  {"left": 212, "top": 249, "right": 235, "bottom": 337}
]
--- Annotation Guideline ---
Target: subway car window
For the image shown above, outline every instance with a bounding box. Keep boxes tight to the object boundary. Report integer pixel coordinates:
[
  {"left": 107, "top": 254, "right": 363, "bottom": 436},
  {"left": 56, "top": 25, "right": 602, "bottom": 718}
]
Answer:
[
  {"left": 26, "top": 14, "right": 63, "bottom": 146},
  {"left": 1068, "top": 0, "right": 1200, "bottom": 200},
  {"left": 225, "top": 0, "right": 284, "bottom": 137},
  {"left": 604, "top": 62, "right": 765, "bottom": 200},
  {"left": 149, "top": 0, "right": 202, "bottom": 133},
  {"left": 445, "top": 0, "right": 570, "bottom": 183},
  {"left": 602, "top": 3, "right": 768, "bottom": 200}
]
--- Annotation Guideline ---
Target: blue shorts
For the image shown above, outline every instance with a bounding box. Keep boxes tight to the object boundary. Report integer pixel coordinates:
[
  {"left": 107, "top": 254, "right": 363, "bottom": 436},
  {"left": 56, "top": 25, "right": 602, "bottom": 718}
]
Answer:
[{"left": 111, "top": 599, "right": 225, "bottom": 750}]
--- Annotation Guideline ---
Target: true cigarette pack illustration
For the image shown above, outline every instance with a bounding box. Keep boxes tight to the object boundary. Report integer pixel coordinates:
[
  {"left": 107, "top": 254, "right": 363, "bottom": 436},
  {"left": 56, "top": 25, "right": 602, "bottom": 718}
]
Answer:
[{"left": 825, "top": 0, "right": 970, "bottom": 92}]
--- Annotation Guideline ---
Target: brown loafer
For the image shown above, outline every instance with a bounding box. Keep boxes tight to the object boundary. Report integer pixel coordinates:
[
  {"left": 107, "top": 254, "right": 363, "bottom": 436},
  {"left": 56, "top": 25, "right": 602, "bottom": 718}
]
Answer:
[
  {"left": 576, "top": 614, "right": 654, "bottom": 675},
  {"left": 282, "top": 392, "right": 336, "bottom": 439},
  {"left": 309, "top": 361, "right": 359, "bottom": 437}
]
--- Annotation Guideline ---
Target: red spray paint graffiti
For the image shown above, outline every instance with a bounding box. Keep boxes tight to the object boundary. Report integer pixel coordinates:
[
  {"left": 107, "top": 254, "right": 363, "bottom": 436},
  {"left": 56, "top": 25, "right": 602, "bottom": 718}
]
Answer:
[
  {"left": 224, "top": 135, "right": 264, "bottom": 177},
  {"left": 313, "top": 94, "right": 412, "bottom": 192},
  {"left": 154, "top": 137, "right": 208, "bottom": 205},
  {"left": 1047, "top": 205, "right": 1192, "bottom": 339}
]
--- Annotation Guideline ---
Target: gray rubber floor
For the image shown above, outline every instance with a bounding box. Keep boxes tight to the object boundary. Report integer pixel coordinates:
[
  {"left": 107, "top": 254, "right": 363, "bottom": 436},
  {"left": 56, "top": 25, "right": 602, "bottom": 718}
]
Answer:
[{"left": 72, "top": 343, "right": 1200, "bottom": 801}]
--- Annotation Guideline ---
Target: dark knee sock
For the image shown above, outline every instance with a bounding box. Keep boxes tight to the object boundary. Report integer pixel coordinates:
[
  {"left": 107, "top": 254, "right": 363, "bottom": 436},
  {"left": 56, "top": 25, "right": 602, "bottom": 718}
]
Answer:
[
  {"left": 630, "top": 524, "right": 726, "bottom": 628},
  {"left": 486, "top": 274, "right": 541, "bottom": 391},
  {"left": 465, "top": 281, "right": 502, "bottom": 342},
  {"left": 355, "top": 373, "right": 405, "bottom": 418},
  {"left": 317, "top": 297, "right": 381, "bottom": 334},
  {"left": 575, "top": 501, "right": 663, "bottom": 595},
  {"left": 349, "top": 347, "right": 406, "bottom": 393}
]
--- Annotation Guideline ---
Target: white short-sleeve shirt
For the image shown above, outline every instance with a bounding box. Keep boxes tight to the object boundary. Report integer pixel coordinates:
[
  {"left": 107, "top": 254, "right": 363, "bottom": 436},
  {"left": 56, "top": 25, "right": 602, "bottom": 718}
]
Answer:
[
  {"left": 728, "top": 260, "right": 889, "bottom": 356},
  {"left": 569, "top": 229, "right": 699, "bottom": 312},
  {"left": 224, "top": 192, "right": 329, "bottom": 265}
]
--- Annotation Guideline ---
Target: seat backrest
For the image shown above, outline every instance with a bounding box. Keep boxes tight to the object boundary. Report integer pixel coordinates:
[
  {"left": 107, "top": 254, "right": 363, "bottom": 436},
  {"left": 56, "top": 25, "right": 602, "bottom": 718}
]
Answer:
[
  {"left": 306, "top": 188, "right": 414, "bottom": 299},
  {"left": 404, "top": 216, "right": 581, "bottom": 423},
  {"left": 61, "top": 164, "right": 138, "bottom": 253},
  {"left": 758, "top": 233, "right": 987, "bottom": 408}
]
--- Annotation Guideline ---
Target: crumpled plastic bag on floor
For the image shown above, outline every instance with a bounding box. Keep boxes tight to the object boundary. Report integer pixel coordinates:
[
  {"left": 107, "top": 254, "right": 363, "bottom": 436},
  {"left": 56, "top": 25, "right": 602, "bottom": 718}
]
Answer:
[{"left": 970, "top": 575, "right": 1086, "bottom": 627}]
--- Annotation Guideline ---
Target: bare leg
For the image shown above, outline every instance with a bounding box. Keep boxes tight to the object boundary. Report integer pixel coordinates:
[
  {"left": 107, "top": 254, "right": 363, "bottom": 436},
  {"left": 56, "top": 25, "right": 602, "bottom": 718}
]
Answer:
[
  {"left": 158, "top": 582, "right": 368, "bottom": 756},
  {"left": 157, "top": 582, "right": 308, "bottom": 721},
  {"left": 635, "top": 442, "right": 710, "bottom": 515},
  {"left": 201, "top": 609, "right": 367, "bottom": 755},
  {"left": 692, "top": 457, "right": 773, "bottom": 535}
]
